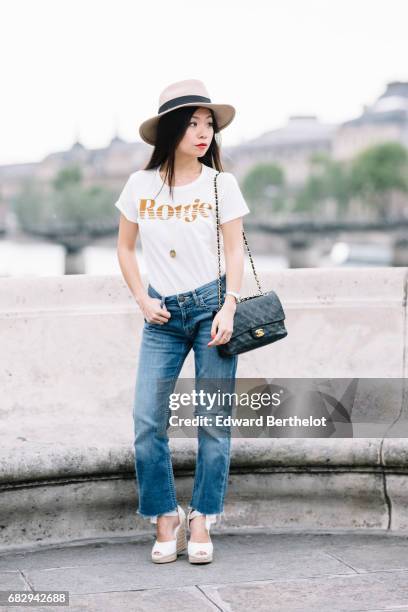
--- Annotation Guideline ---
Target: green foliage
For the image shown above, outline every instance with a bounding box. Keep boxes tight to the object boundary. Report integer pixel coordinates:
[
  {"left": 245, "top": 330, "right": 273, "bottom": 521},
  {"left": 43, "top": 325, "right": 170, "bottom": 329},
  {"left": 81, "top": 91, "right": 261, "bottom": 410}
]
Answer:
[
  {"left": 294, "top": 143, "right": 408, "bottom": 218},
  {"left": 11, "top": 164, "right": 117, "bottom": 228},
  {"left": 294, "top": 152, "right": 352, "bottom": 215},
  {"left": 348, "top": 142, "right": 408, "bottom": 218},
  {"left": 242, "top": 163, "right": 285, "bottom": 215},
  {"left": 350, "top": 142, "right": 408, "bottom": 199},
  {"left": 52, "top": 165, "right": 82, "bottom": 191}
]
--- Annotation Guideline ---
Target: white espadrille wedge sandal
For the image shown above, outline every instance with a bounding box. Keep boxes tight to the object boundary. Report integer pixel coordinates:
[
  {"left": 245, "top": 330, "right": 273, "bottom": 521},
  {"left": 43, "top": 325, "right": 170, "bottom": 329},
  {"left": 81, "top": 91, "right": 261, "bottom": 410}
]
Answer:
[
  {"left": 187, "top": 508, "right": 215, "bottom": 564},
  {"left": 151, "top": 505, "right": 187, "bottom": 563}
]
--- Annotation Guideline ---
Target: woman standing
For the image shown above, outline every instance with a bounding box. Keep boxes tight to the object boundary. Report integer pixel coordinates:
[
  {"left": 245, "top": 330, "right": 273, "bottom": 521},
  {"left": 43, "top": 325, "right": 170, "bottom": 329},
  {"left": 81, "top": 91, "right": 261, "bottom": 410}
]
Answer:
[{"left": 114, "top": 79, "right": 250, "bottom": 564}]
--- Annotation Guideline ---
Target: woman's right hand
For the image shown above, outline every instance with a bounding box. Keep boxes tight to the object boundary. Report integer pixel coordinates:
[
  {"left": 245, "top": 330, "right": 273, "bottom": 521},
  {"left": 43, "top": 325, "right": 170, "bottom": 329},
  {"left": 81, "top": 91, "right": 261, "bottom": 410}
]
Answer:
[{"left": 140, "top": 296, "right": 171, "bottom": 325}]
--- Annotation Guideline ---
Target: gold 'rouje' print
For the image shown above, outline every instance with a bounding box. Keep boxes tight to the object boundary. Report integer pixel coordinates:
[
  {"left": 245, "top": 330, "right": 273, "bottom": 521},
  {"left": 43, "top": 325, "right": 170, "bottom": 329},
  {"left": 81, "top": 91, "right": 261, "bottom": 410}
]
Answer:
[{"left": 139, "top": 199, "right": 213, "bottom": 222}]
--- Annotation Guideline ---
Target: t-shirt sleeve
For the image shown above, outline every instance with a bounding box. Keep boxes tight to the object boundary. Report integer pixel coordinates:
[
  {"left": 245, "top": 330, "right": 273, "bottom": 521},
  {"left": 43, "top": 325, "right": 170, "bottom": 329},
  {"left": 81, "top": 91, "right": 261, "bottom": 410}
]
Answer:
[
  {"left": 217, "top": 172, "right": 250, "bottom": 224},
  {"left": 114, "top": 174, "right": 138, "bottom": 223}
]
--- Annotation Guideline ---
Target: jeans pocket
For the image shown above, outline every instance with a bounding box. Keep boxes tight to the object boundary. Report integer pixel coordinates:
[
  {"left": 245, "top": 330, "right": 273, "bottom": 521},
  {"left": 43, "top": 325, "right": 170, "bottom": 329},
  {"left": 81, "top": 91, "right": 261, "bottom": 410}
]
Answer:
[
  {"left": 144, "top": 318, "right": 161, "bottom": 327},
  {"left": 198, "top": 291, "right": 224, "bottom": 311}
]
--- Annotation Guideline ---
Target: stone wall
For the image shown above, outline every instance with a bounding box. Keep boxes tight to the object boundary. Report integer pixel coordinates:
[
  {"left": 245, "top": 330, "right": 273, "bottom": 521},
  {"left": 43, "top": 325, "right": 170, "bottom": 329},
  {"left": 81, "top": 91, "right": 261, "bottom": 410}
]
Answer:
[{"left": 0, "top": 267, "right": 407, "bottom": 551}]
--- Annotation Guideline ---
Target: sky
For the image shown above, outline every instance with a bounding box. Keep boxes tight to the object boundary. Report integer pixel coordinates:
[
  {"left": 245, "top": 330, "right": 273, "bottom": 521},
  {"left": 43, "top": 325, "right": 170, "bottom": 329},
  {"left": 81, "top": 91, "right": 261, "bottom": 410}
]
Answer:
[{"left": 1, "top": 0, "right": 408, "bottom": 166}]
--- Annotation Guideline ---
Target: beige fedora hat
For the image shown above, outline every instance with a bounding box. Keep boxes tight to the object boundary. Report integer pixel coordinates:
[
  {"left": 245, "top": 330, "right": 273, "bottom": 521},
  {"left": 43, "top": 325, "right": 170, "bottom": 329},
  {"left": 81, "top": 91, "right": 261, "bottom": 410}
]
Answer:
[{"left": 139, "top": 79, "right": 236, "bottom": 145}]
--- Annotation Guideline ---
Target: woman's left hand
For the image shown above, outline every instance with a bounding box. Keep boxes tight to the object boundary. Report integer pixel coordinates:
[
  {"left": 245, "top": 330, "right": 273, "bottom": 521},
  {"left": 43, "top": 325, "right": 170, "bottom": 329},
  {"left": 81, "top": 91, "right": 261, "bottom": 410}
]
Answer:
[{"left": 208, "top": 301, "right": 236, "bottom": 347}]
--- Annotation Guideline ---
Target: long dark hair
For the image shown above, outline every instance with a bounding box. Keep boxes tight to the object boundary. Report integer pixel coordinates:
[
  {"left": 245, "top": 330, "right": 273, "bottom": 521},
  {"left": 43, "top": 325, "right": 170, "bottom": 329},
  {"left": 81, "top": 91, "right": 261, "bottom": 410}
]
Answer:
[{"left": 143, "top": 106, "right": 224, "bottom": 200}]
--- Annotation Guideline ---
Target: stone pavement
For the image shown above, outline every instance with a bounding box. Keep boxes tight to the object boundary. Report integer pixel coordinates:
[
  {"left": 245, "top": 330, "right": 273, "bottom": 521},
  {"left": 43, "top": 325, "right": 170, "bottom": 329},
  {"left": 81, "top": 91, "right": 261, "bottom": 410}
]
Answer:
[{"left": 1, "top": 530, "right": 408, "bottom": 611}]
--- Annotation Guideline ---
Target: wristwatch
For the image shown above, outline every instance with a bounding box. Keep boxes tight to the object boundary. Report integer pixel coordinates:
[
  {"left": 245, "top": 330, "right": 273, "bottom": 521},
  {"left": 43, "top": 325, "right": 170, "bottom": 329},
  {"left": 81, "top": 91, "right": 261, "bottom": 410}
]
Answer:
[{"left": 225, "top": 290, "right": 240, "bottom": 303}]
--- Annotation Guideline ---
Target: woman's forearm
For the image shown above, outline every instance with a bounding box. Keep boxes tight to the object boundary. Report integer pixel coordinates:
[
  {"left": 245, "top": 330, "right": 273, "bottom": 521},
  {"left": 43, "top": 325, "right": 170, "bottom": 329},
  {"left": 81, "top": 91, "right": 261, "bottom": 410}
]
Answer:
[
  {"left": 223, "top": 246, "right": 245, "bottom": 309},
  {"left": 116, "top": 247, "right": 149, "bottom": 306}
]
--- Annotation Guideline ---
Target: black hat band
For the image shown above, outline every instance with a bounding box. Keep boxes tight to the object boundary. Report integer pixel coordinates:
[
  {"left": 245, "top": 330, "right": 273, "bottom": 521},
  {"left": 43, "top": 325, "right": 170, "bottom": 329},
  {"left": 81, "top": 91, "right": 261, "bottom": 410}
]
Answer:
[{"left": 158, "top": 95, "right": 212, "bottom": 114}]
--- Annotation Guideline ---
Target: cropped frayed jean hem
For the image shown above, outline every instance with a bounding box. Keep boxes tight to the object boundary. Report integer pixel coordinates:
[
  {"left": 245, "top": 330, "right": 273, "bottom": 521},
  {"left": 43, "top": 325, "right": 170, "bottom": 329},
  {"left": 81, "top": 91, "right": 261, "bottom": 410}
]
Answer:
[{"left": 136, "top": 507, "right": 224, "bottom": 527}]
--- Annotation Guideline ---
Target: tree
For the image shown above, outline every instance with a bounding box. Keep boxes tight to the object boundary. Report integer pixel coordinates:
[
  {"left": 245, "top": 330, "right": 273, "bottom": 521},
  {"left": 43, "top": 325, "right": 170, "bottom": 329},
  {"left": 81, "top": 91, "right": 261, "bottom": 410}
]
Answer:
[
  {"left": 11, "top": 164, "right": 118, "bottom": 273},
  {"left": 242, "top": 163, "right": 285, "bottom": 216},
  {"left": 350, "top": 142, "right": 408, "bottom": 219},
  {"left": 294, "top": 152, "right": 352, "bottom": 217}
]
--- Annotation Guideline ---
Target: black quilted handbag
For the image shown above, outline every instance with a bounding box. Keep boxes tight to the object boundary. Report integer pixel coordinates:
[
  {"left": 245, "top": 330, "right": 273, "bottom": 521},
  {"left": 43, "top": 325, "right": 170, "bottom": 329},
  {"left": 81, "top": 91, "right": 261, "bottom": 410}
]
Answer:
[{"left": 213, "top": 171, "right": 288, "bottom": 357}]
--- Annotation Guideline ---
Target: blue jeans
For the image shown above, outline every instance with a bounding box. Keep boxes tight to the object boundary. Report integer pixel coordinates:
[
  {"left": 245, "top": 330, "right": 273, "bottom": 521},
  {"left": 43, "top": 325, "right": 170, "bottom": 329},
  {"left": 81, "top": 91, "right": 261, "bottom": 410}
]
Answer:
[{"left": 133, "top": 272, "right": 238, "bottom": 523}]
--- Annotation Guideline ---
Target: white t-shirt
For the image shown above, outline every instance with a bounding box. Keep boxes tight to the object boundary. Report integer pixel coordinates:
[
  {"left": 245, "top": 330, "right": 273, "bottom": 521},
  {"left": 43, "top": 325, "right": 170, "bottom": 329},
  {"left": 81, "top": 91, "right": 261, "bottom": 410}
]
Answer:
[{"left": 114, "top": 163, "right": 250, "bottom": 296}]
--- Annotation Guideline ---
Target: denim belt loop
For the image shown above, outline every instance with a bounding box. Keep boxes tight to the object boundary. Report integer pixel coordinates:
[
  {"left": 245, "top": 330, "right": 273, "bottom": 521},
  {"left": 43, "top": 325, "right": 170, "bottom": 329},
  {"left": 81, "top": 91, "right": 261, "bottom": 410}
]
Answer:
[{"left": 192, "top": 289, "right": 200, "bottom": 307}]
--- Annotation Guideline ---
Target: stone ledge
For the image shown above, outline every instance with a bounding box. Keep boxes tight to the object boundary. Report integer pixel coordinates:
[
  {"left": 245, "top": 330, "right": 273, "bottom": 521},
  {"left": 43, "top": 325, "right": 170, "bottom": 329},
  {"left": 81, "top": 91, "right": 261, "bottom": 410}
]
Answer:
[
  {"left": 1, "top": 438, "right": 407, "bottom": 551},
  {"left": 0, "top": 438, "right": 387, "bottom": 485}
]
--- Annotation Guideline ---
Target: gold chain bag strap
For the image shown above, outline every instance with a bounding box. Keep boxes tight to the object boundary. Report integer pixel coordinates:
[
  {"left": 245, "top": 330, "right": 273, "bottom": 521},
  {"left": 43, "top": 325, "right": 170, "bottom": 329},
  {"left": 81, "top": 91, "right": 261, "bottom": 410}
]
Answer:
[{"left": 213, "top": 171, "right": 288, "bottom": 357}]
